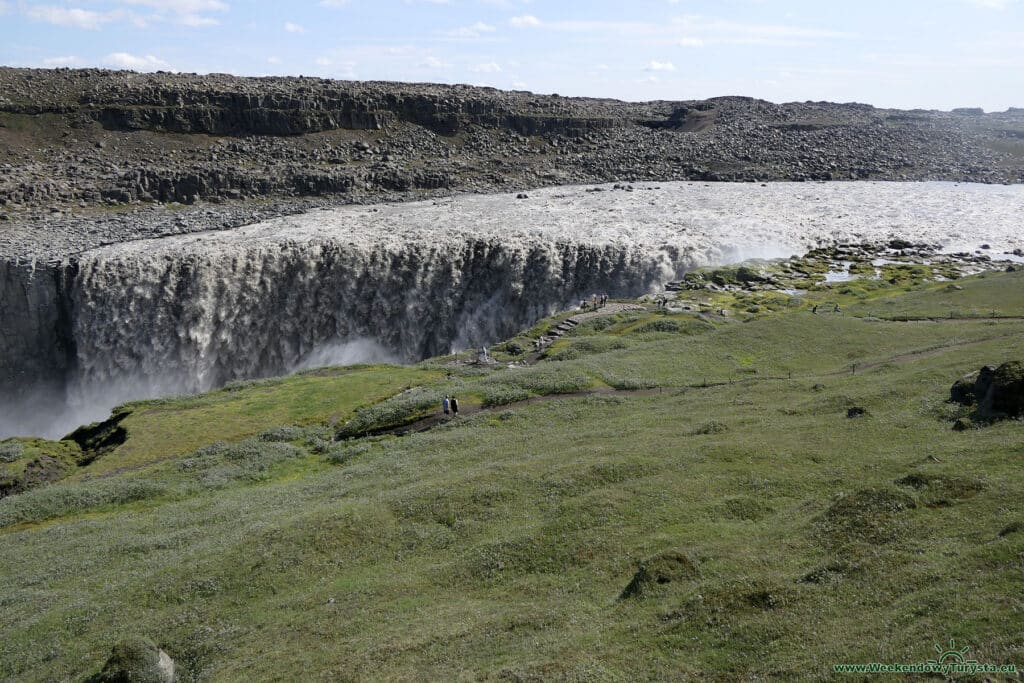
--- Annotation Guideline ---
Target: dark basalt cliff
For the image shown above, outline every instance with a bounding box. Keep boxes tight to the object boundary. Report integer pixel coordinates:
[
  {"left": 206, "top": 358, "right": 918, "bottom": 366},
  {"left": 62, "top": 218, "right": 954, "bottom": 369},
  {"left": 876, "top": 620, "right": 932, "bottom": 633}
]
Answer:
[{"left": 1, "top": 67, "right": 1023, "bottom": 223}]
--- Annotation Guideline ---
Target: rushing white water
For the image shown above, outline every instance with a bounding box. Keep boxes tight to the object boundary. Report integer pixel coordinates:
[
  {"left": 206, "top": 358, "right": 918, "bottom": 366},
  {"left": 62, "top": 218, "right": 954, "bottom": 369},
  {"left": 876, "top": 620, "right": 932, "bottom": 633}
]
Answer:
[{"left": 1, "top": 181, "right": 1022, "bottom": 439}]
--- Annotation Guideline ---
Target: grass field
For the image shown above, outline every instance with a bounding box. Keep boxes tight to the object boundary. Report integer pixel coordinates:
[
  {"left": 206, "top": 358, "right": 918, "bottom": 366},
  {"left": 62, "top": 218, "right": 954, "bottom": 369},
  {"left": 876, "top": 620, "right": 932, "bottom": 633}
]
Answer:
[{"left": 1, "top": 270, "right": 1022, "bottom": 681}]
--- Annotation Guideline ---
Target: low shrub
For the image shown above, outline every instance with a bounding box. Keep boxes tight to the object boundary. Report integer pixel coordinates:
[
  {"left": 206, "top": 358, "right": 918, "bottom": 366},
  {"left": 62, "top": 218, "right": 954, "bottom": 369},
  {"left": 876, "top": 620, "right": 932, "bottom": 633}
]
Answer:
[
  {"left": 0, "top": 479, "right": 167, "bottom": 527},
  {"left": 326, "top": 441, "right": 372, "bottom": 465},
  {"left": 481, "top": 383, "right": 533, "bottom": 408},
  {"left": 338, "top": 383, "right": 467, "bottom": 437},
  {"left": 178, "top": 438, "right": 305, "bottom": 488},
  {"left": 257, "top": 426, "right": 307, "bottom": 443},
  {"left": 486, "top": 365, "right": 590, "bottom": 396},
  {"left": 0, "top": 440, "right": 25, "bottom": 463}
]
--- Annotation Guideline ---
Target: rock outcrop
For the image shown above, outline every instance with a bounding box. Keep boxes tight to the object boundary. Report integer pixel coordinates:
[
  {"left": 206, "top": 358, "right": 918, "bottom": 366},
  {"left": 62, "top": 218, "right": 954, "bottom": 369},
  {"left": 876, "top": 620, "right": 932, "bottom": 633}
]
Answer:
[
  {"left": 950, "top": 361, "right": 1024, "bottom": 422},
  {"left": 2, "top": 67, "right": 1023, "bottom": 227}
]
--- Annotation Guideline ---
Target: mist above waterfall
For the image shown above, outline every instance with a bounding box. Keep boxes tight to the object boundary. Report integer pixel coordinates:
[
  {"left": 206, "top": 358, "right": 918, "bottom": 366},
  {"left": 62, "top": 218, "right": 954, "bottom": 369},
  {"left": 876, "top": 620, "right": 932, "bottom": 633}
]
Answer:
[
  {"left": 292, "top": 338, "right": 399, "bottom": 372},
  {"left": 2, "top": 181, "right": 1023, "bottom": 440}
]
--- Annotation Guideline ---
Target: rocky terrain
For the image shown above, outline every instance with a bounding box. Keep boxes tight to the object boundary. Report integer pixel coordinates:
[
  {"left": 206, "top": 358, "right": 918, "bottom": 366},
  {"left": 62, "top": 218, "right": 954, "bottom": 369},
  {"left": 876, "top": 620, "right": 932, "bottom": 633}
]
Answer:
[{"left": 2, "top": 67, "right": 1024, "bottom": 245}]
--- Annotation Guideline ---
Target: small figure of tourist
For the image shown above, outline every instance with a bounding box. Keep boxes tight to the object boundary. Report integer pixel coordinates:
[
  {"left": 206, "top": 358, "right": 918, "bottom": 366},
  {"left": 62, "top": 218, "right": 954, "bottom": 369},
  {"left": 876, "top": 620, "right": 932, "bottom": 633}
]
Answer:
[
  {"left": 450, "top": 396, "right": 459, "bottom": 416},
  {"left": 834, "top": 304, "right": 840, "bottom": 313},
  {"left": 580, "top": 299, "right": 587, "bottom": 310},
  {"left": 812, "top": 305, "right": 818, "bottom": 314},
  {"left": 442, "top": 395, "right": 450, "bottom": 416}
]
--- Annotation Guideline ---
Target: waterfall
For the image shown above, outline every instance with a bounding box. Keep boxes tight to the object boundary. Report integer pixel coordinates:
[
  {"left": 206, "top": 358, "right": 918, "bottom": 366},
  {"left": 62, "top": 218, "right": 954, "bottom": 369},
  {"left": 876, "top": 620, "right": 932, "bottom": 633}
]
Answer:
[
  {"left": 3, "top": 180, "right": 1023, "bottom": 439},
  {"left": 0, "top": 231, "right": 686, "bottom": 439}
]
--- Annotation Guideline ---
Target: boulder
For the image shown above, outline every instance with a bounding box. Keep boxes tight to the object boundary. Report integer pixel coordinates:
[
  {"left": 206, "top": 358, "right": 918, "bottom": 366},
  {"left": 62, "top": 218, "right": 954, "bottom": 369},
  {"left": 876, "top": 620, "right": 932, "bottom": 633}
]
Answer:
[
  {"left": 90, "top": 637, "right": 177, "bottom": 683},
  {"left": 950, "top": 371, "right": 979, "bottom": 405},
  {"left": 949, "top": 365, "right": 996, "bottom": 406},
  {"left": 978, "top": 361, "right": 1024, "bottom": 419}
]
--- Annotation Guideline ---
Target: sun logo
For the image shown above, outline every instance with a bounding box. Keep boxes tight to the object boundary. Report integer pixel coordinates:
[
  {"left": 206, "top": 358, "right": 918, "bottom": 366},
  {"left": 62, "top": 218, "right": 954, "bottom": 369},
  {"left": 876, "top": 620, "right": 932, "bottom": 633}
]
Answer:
[{"left": 928, "top": 639, "right": 978, "bottom": 666}]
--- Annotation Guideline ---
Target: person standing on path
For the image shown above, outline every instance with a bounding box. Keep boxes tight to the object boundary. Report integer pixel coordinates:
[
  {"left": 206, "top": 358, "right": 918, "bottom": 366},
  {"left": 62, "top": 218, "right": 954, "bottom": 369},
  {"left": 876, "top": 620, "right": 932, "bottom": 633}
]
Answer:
[
  {"left": 450, "top": 396, "right": 459, "bottom": 416},
  {"left": 442, "top": 396, "right": 450, "bottom": 417}
]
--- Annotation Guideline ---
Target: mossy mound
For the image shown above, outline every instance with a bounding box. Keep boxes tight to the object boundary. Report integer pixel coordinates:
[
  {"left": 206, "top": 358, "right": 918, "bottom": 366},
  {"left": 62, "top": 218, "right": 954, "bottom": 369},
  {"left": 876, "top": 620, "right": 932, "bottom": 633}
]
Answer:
[
  {"left": 800, "top": 561, "right": 857, "bottom": 585},
  {"left": 619, "top": 550, "right": 699, "bottom": 599},
  {"left": 720, "top": 496, "right": 773, "bottom": 521},
  {"left": 0, "top": 437, "right": 84, "bottom": 499},
  {"left": 819, "top": 487, "right": 917, "bottom": 546},
  {"left": 88, "top": 637, "right": 177, "bottom": 683},
  {"left": 895, "top": 473, "right": 986, "bottom": 508}
]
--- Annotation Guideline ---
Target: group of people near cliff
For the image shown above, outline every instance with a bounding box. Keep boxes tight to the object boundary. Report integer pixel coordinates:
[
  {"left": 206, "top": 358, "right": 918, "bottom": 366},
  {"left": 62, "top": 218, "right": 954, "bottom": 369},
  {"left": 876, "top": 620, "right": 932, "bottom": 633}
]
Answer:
[
  {"left": 442, "top": 395, "right": 459, "bottom": 417},
  {"left": 580, "top": 293, "right": 609, "bottom": 311}
]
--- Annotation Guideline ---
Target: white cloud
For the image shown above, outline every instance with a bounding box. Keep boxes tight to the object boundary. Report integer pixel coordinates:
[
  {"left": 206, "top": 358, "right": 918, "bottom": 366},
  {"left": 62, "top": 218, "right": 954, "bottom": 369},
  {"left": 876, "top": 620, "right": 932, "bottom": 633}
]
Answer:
[
  {"left": 0, "top": 1, "right": 10, "bottom": 14},
  {"left": 509, "top": 15, "right": 541, "bottom": 27},
  {"left": 25, "top": 0, "right": 226, "bottom": 28},
  {"left": 43, "top": 55, "right": 82, "bottom": 66},
  {"left": 418, "top": 56, "right": 449, "bottom": 68},
  {"left": 512, "top": 80, "right": 528, "bottom": 88},
  {"left": 267, "top": 56, "right": 282, "bottom": 64},
  {"left": 120, "top": 0, "right": 228, "bottom": 25},
  {"left": 319, "top": 0, "right": 350, "bottom": 6},
  {"left": 669, "top": 16, "right": 849, "bottom": 46},
  {"left": 499, "top": 14, "right": 847, "bottom": 48},
  {"left": 472, "top": 61, "right": 502, "bottom": 72},
  {"left": 964, "top": 0, "right": 1016, "bottom": 7},
  {"left": 120, "top": 0, "right": 228, "bottom": 12},
  {"left": 447, "top": 21, "right": 496, "bottom": 38},
  {"left": 25, "top": 6, "right": 113, "bottom": 30},
  {"left": 645, "top": 60, "right": 676, "bottom": 71},
  {"left": 315, "top": 56, "right": 333, "bottom": 66},
  {"left": 103, "top": 52, "right": 172, "bottom": 71},
  {"left": 284, "top": 21, "right": 304, "bottom": 33}
]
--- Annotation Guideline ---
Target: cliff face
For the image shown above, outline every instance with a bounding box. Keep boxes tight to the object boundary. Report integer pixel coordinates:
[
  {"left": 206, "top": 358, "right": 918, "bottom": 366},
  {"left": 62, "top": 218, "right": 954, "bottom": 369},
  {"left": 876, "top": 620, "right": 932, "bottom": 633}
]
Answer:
[
  {"left": 0, "top": 259, "right": 74, "bottom": 397},
  {"left": 1, "top": 68, "right": 1023, "bottom": 222}
]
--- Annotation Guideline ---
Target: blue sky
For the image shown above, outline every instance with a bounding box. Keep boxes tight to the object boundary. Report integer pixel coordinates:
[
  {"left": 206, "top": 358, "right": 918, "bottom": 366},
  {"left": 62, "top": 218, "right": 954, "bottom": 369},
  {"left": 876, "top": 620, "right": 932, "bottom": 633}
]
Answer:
[{"left": 1, "top": 0, "right": 1022, "bottom": 111}]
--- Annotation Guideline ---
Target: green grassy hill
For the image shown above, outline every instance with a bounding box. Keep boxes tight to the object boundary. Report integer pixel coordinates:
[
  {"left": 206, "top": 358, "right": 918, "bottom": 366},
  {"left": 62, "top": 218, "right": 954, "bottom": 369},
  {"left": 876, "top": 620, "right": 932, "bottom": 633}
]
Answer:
[{"left": 2, "top": 271, "right": 1023, "bottom": 681}]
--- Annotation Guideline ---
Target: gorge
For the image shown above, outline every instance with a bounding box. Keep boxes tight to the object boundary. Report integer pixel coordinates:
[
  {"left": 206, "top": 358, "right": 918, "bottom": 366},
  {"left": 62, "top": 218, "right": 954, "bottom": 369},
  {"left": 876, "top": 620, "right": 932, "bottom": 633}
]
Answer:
[{"left": 2, "top": 180, "right": 1023, "bottom": 439}]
